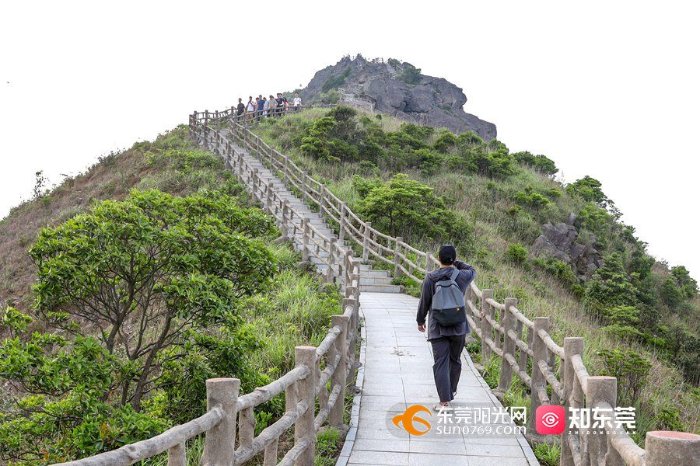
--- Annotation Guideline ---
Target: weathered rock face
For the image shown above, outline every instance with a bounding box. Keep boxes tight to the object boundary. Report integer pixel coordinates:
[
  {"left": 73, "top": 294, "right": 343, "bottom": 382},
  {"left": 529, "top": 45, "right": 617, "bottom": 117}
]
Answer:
[
  {"left": 300, "top": 56, "right": 497, "bottom": 140},
  {"left": 531, "top": 218, "right": 602, "bottom": 278}
]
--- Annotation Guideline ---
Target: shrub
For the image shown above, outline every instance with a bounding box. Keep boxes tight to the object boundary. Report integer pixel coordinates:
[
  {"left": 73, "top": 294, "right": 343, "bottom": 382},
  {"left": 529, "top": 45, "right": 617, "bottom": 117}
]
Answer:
[
  {"left": 584, "top": 253, "right": 638, "bottom": 319},
  {"left": 433, "top": 130, "right": 457, "bottom": 153},
  {"left": 321, "top": 68, "right": 351, "bottom": 92},
  {"left": 506, "top": 243, "right": 528, "bottom": 264},
  {"left": 356, "top": 174, "right": 460, "bottom": 241},
  {"left": 597, "top": 349, "right": 651, "bottom": 404},
  {"left": 512, "top": 151, "right": 558, "bottom": 175},
  {"left": 399, "top": 62, "right": 422, "bottom": 84}
]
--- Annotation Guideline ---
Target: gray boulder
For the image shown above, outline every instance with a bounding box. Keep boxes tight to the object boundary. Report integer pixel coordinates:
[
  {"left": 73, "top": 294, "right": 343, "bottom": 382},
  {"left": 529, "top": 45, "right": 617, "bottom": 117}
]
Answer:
[
  {"left": 300, "top": 56, "right": 497, "bottom": 140},
  {"left": 531, "top": 220, "right": 602, "bottom": 278}
]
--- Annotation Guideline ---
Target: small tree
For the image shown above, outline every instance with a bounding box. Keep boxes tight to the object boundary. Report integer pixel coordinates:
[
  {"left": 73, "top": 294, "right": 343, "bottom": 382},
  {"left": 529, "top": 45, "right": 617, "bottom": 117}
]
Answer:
[
  {"left": 357, "top": 174, "right": 459, "bottom": 241},
  {"left": 29, "top": 189, "right": 276, "bottom": 409}
]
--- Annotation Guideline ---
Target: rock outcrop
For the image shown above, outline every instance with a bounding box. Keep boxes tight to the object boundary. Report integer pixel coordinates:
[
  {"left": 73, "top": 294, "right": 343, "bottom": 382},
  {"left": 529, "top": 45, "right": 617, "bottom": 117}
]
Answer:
[
  {"left": 531, "top": 216, "right": 602, "bottom": 278},
  {"left": 300, "top": 56, "right": 497, "bottom": 140}
]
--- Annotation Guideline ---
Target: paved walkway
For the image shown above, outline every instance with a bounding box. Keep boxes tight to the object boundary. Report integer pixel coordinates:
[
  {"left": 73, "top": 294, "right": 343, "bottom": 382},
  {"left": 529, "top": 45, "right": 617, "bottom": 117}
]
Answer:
[{"left": 338, "top": 293, "right": 538, "bottom": 466}]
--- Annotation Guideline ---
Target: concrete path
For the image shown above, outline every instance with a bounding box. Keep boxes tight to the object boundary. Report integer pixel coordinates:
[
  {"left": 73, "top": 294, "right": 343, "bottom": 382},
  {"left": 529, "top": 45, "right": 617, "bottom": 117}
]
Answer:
[{"left": 338, "top": 293, "right": 538, "bottom": 466}]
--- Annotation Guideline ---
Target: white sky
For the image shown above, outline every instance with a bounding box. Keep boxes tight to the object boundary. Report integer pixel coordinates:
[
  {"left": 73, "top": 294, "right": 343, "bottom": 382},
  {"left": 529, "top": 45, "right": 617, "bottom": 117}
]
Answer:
[{"left": 1, "top": 0, "right": 699, "bottom": 278}]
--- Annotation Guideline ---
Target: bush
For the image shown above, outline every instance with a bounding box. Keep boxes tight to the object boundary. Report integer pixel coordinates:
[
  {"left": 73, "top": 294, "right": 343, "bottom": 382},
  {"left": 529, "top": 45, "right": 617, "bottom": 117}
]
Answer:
[
  {"left": 597, "top": 349, "right": 651, "bottom": 404},
  {"left": 399, "top": 62, "right": 422, "bottom": 84},
  {"left": 356, "top": 174, "right": 462, "bottom": 242},
  {"left": 433, "top": 130, "right": 457, "bottom": 153},
  {"left": 512, "top": 151, "right": 558, "bottom": 175},
  {"left": 506, "top": 243, "right": 528, "bottom": 264}
]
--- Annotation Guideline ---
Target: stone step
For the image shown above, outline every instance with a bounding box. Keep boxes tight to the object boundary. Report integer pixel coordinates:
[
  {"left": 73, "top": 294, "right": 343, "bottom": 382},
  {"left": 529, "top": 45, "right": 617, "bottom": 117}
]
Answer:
[
  {"left": 359, "top": 276, "right": 395, "bottom": 286},
  {"left": 359, "top": 284, "right": 402, "bottom": 293}
]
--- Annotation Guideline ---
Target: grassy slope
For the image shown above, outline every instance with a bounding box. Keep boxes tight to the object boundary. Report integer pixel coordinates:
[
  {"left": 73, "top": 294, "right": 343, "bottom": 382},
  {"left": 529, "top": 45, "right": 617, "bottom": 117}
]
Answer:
[
  {"left": 251, "top": 109, "right": 700, "bottom": 434},
  {"left": 0, "top": 126, "right": 345, "bottom": 464},
  {"left": 0, "top": 126, "right": 241, "bottom": 310}
]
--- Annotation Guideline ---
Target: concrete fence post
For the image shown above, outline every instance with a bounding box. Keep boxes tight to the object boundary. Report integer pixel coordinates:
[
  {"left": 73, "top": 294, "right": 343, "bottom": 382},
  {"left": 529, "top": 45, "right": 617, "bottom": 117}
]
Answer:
[
  {"left": 302, "top": 218, "right": 310, "bottom": 262},
  {"left": 362, "top": 222, "right": 372, "bottom": 263},
  {"left": 266, "top": 183, "right": 274, "bottom": 214},
  {"left": 339, "top": 203, "right": 347, "bottom": 244},
  {"left": 586, "top": 376, "right": 617, "bottom": 465},
  {"left": 204, "top": 110, "right": 209, "bottom": 128},
  {"left": 645, "top": 431, "right": 700, "bottom": 466},
  {"left": 480, "top": 289, "right": 494, "bottom": 363},
  {"left": 201, "top": 378, "right": 239, "bottom": 466},
  {"left": 529, "top": 316, "right": 551, "bottom": 433},
  {"left": 560, "top": 337, "right": 584, "bottom": 466},
  {"left": 302, "top": 173, "right": 309, "bottom": 204},
  {"left": 327, "top": 238, "right": 337, "bottom": 283},
  {"left": 295, "top": 346, "right": 317, "bottom": 466},
  {"left": 426, "top": 253, "right": 433, "bottom": 273},
  {"left": 330, "top": 315, "right": 350, "bottom": 427},
  {"left": 497, "top": 298, "right": 517, "bottom": 394},
  {"left": 393, "top": 237, "right": 403, "bottom": 277}
]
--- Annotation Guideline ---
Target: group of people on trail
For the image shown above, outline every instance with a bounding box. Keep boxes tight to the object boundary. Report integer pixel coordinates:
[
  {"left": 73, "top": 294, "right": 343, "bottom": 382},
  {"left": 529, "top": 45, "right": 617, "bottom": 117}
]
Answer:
[{"left": 236, "top": 92, "right": 302, "bottom": 121}]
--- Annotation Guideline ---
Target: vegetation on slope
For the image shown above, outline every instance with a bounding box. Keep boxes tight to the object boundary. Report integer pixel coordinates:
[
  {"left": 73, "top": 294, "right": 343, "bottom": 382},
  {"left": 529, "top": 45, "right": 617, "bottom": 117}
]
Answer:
[
  {"left": 0, "top": 128, "right": 342, "bottom": 464},
  {"left": 251, "top": 107, "right": 700, "bottom": 435}
]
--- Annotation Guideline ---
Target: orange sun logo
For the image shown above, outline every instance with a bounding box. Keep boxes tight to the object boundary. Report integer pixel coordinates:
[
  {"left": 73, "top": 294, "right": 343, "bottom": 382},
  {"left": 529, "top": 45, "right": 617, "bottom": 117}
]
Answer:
[{"left": 392, "top": 404, "right": 432, "bottom": 436}]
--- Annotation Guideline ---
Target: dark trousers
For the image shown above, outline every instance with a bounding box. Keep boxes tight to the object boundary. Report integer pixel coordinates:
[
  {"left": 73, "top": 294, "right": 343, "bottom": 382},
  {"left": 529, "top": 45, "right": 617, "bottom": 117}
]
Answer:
[{"left": 431, "top": 334, "right": 466, "bottom": 402}]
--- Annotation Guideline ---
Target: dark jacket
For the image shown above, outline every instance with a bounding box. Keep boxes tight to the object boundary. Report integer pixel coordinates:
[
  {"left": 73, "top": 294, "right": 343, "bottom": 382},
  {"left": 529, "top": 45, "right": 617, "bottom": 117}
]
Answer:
[{"left": 416, "top": 260, "right": 476, "bottom": 340}]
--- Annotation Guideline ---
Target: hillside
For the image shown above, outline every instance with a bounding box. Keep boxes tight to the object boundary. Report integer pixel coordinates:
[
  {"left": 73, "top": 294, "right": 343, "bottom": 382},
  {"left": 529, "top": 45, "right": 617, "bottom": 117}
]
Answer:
[
  {"left": 299, "top": 55, "right": 497, "bottom": 139},
  {"left": 0, "top": 127, "right": 344, "bottom": 464},
  {"left": 251, "top": 106, "right": 700, "bottom": 435}
]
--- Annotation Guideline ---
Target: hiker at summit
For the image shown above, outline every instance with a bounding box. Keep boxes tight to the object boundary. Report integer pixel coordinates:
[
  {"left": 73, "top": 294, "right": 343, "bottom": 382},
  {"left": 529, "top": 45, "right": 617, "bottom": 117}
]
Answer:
[
  {"left": 293, "top": 93, "right": 302, "bottom": 111},
  {"left": 245, "top": 96, "right": 255, "bottom": 121},
  {"left": 236, "top": 98, "right": 245, "bottom": 117},
  {"left": 416, "top": 245, "right": 476, "bottom": 410}
]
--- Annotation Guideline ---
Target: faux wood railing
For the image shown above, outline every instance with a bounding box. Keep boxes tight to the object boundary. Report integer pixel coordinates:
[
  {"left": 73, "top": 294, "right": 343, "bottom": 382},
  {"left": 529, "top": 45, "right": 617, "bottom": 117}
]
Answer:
[{"left": 188, "top": 107, "right": 700, "bottom": 466}]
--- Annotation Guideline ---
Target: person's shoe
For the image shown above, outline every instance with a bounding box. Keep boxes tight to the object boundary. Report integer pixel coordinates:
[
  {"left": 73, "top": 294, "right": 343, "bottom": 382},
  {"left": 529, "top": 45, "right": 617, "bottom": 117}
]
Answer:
[{"left": 433, "top": 402, "right": 451, "bottom": 412}]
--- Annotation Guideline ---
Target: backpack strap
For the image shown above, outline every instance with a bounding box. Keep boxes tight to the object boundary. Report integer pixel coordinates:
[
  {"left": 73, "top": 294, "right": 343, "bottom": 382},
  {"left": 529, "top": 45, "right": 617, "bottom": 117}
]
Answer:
[{"left": 450, "top": 268, "right": 460, "bottom": 282}]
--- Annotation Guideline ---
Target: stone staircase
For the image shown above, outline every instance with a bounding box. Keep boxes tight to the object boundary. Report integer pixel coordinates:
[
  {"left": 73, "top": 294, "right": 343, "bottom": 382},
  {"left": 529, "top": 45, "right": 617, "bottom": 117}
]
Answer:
[{"left": 222, "top": 131, "right": 400, "bottom": 293}]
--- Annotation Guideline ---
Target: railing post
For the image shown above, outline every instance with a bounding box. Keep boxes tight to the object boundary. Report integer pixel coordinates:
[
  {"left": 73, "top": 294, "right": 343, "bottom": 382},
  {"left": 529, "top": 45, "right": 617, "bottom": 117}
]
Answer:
[
  {"left": 167, "top": 443, "right": 186, "bottom": 466},
  {"left": 339, "top": 202, "right": 347, "bottom": 244},
  {"left": 204, "top": 109, "right": 209, "bottom": 128},
  {"left": 393, "top": 237, "right": 403, "bottom": 277},
  {"left": 497, "top": 298, "right": 517, "bottom": 394},
  {"left": 586, "top": 376, "right": 617, "bottom": 465},
  {"left": 426, "top": 253, "right": 433, "bottom": 273},
  {"left": 266, "top": 182, "right": 274, "bottom": 214},
  {"left": 480, "top": 289, "right": 494, "bottom": 363},
  {"left": 560, "top": 337, "right": 583, "bottom": 466},
  {"left": 362, "top": 222, "right": 372, "bottom": 263},
  {"left": 645, "top": 431, "right": 700, "bottom": 466},
  {"left": 282, "top": 200, "right": 291, "bottom": 239},
  {"left": 201, "top": 378, "right": 239, "bottom": 466},
  {"left": 327, "top": 238, "right": 337, "bottom": 283},
  {"left": 295, "top": 346, "right": 317, "bottom": 466},
  {"left": 302, "top": 173, "right": 309, "bottom": 204},
  {"left": 302, "top": 218, "right": 310, "bottom": 262},
  {"left": 330, "top": 315, "right": 349, "bottom": 427},
  {"left": 529, "top": 316, "right": 551, "bottom": 433}
]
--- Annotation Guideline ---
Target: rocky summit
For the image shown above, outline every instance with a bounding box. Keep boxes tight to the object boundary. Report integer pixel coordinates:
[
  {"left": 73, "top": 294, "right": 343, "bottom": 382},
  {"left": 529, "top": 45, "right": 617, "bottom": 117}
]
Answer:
[{"left": 300, "top": 56, "right": 497, "bottom": 140}]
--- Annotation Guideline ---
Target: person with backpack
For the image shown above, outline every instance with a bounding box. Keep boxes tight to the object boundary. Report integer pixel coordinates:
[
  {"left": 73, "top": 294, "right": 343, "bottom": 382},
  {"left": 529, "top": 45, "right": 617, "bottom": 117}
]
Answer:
[
  {"left": 416, "top": 245, "right": 476, "bottom": 410},
  {"left": 236, "top": 98, "right": 245, "bottom": 119}
]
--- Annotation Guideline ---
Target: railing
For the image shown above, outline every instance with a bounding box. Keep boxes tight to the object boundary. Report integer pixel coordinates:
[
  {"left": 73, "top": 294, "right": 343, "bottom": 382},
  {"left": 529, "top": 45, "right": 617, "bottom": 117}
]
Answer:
[{"left": 187, "top": 107, "right": 700, "bottom": 466}]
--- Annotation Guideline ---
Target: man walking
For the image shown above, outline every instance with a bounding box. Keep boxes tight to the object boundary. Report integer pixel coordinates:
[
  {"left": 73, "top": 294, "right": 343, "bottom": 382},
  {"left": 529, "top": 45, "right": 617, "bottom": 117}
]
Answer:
[
  {"left": 236, "top": 98, "right": 245, "bottom": 120},
  {"left": 416, "top": 245, "right": 476, "bottom": 409}
]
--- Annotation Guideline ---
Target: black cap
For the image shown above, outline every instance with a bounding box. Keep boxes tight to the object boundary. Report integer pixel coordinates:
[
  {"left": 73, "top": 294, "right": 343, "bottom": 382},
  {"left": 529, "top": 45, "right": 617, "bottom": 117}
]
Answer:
[{"left": 439, "top": 245, "right": 457, "bottom": 265}]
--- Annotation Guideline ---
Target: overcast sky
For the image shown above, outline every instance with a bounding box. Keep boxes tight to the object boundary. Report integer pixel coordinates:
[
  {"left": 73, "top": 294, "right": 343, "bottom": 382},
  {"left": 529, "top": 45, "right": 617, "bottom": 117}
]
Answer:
[{"left": 1, "top": 0, "right": 699, "bottom": 278}]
